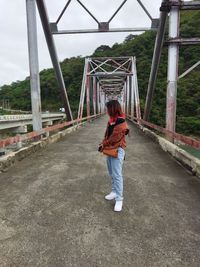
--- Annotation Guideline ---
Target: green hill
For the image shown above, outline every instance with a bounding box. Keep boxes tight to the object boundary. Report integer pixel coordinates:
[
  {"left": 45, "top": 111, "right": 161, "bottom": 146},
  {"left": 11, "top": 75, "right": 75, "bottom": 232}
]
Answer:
[{"left": 0, "top": 10, "right": 199, "bottom": 136}]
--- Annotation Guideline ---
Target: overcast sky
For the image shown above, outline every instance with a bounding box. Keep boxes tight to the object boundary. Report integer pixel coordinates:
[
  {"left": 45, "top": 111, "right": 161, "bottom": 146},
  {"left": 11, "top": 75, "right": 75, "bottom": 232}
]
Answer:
[{"left": 0, "top": 0, "right": 162, "bottom": 86}]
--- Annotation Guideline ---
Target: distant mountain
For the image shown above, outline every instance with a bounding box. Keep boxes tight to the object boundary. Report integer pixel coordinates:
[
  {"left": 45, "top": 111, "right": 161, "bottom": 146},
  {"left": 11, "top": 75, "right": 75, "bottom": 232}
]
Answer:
[{"left": 0, "top": 10, "right": 199, "bottom": 135}]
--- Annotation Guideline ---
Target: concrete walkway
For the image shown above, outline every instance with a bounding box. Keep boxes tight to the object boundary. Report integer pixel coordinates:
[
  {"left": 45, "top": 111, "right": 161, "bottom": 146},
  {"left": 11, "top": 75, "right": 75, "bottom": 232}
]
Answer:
[{"left": 0, "top": 116, "right": 200, "bottom": 267}]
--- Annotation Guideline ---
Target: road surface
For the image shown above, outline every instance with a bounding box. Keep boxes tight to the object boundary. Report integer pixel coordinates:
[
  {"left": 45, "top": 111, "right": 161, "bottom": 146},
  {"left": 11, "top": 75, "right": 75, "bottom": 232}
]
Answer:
[{"left": 0, "top": 116, "right": 200, "bottom": 266}]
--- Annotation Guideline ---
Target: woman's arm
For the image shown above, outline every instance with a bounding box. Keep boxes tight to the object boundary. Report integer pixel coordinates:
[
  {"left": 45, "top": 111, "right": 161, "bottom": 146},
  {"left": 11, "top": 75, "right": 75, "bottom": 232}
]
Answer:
[{"left": 102, "top": 124, "right": 128, "bottom": 147}]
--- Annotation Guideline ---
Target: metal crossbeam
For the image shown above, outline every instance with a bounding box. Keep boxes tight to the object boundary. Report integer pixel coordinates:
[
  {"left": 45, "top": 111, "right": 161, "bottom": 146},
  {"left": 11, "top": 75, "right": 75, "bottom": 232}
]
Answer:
[
  {"left": 89, "top": 58, "right": 132, "bottom": 75},
  {"left": 166, "top": 38, "right": 200, "bottom": 45},
  {"left": 51, "top": 27, "right": 155, "bottom": 35},
  {"left": 50, "top": 0, "right": 158, "bottom": 35}
]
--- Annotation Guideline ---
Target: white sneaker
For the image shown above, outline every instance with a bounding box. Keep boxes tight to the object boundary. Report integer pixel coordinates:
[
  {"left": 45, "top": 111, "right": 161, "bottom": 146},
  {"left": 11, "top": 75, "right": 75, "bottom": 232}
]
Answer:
[
  {"left": 105, "top": 192, "right": 116, "bottom": 201},
  {"left": 114, "top": 201, "right": 123, "bottom": 212}
]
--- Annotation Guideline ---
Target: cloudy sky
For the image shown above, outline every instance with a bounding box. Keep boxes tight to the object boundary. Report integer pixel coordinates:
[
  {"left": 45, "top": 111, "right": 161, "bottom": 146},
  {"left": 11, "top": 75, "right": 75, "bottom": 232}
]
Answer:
[{"left": 0, "top": 0, "right": 162, "bottom": 86}]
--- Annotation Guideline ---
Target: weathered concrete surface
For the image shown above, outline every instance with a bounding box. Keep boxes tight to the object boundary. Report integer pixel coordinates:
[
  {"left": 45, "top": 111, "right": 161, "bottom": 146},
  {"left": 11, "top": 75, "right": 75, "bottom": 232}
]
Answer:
[
  {"left": 0, "top": 116, "right": 200, "bottom": 267},
  {"left": 132, "top": 121, "right": 200, "bottom": 178},
  {"left": 0, "top": 121, "right": 87, "bottom": 172}
]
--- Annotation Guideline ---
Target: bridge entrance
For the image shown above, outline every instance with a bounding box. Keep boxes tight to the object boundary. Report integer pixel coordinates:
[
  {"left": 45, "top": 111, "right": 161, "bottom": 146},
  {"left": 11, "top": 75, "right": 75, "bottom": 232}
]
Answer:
[{"left": 77, "top": 56, "right": 141, "bottom": 122}]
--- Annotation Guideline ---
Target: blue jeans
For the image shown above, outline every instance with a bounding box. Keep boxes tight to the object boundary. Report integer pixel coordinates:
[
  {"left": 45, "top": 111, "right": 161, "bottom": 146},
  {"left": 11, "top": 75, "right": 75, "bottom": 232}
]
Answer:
[{"left": 106, "top": 147, "right": 125, "bottom": 201}]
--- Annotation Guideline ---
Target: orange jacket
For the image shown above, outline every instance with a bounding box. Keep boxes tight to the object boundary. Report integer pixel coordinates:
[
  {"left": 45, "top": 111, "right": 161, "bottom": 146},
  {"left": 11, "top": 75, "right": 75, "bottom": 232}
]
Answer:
[{"left": 102, "top": 121, "right": 129, "bottom": 150}]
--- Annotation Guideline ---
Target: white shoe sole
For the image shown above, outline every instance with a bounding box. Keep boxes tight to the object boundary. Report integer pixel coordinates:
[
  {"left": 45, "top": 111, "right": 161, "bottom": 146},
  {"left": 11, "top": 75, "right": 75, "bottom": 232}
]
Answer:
[
  {"left": 105, "top": 196, "right": 116, "bottom": 201},
  {"left": 114, "top": 208, "right": 122, "bottom": 212}
]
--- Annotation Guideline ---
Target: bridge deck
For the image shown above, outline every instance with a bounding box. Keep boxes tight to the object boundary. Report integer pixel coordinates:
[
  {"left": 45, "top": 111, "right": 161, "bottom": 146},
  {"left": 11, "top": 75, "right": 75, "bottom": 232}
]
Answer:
[{"left": 0, "top": 116, "right": 200, "bottom": 267}]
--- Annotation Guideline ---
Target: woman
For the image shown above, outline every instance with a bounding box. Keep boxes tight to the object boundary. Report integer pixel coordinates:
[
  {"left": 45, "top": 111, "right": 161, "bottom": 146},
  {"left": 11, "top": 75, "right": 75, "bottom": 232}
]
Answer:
[{"left": 99, "top": 100, "right": 129, "bottom": 212}]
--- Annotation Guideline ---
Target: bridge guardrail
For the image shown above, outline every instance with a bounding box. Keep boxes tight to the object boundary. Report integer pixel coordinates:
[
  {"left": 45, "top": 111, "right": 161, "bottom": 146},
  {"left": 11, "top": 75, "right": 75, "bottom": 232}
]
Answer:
[
  {"left": 126, "top": 115, "right": 200, "bottom": 150},
  {"left": 0, "top": 114, "right": 101, "bottom": 149}
]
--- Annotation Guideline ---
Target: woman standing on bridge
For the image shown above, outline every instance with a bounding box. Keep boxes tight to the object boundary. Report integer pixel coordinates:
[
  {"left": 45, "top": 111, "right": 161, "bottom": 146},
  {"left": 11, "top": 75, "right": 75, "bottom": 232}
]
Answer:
[{"left": 99, "top": 100, "right": 129, "bottom": 212}]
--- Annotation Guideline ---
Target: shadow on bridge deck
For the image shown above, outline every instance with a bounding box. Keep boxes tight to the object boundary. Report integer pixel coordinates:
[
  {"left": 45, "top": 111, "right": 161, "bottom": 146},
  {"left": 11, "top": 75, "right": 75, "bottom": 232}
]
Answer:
[{"left": 0, "top": 116, "right": 200, "bottom": 266}]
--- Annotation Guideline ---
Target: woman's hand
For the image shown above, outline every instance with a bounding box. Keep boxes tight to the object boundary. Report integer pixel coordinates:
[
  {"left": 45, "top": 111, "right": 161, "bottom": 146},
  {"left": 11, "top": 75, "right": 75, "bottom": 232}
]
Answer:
[{"left": 98, "top": 143, "right": 104, "bottom": 152}]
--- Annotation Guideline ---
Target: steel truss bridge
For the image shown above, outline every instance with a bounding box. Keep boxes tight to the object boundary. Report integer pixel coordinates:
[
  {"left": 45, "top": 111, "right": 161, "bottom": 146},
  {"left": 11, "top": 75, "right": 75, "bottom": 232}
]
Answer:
[
  {"left": 0, "top": 1, "right": 200, "bottom": 265},
  {"left": 0, "top": 0, "right": 199, "bottom": 151},
  {"left": 1, "top": 0, "right": 194, "bottom": 148},
  {"left": 0, "top": 0, "right": 195, "bottom": 150}
]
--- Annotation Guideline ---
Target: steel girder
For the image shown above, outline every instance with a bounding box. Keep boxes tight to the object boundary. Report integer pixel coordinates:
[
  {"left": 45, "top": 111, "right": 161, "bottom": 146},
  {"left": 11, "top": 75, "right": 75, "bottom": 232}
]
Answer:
[{"left": 49, "top": 0, "right": 159, "bottom": 35}]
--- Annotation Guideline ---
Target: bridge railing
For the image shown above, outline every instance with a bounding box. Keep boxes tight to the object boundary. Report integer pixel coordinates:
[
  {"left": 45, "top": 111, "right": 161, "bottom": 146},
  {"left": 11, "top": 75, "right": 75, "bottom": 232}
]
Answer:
[
  {"left": 0, "top": 114, "right": 101, "bottom": 150},
  {"left": 126, "top": 115, "right": 200, "bottom": 150}
]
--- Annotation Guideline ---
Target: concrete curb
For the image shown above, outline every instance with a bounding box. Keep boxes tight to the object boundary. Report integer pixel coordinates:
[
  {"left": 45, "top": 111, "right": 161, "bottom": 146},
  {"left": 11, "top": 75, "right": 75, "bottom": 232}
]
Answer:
[
  {"left": 140, "top": 125, "right": 200, "bottom": 179},
  {"left": 0, "top": 122, "right": 87, "bottom": 173}
]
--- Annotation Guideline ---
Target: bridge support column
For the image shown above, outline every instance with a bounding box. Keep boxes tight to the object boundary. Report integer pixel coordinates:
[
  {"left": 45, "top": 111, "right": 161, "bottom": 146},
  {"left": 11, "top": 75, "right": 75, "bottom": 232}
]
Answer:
[
  {"left": 100, "top": 91, "right": 105, "bottom": 114},
  {"left": 166, "top": 3, "right": 180, "bottom": 139},
  {"left": 86, "top": 76, "right": 90, "bottom": 118},
  {"left": 93, "top": 77, "right": 97, "bottom": 115},
  {"left": 26, "top": 0, "right": 42, "bottom": 131},
  {"left": 122, "top": 86, "right": 126, "bottom": 113},
  {"left": 97, "top": 82, "right": 100, "bottom": 114},
  {"left": 130, "top": 75, "right": 135, "bottom": 120},
  {"left": 126, "top": 78, "right": 130, "bottom": 116},
  {"left": 133, "top": 57, "right": 141, "bottom": 122}
]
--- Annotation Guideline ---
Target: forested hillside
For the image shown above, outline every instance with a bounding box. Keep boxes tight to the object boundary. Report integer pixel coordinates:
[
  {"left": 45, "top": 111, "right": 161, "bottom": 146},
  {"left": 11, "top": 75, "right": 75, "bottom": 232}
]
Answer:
[{"left": 0, "top": 10, "right": 199, "bottom": 135}]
